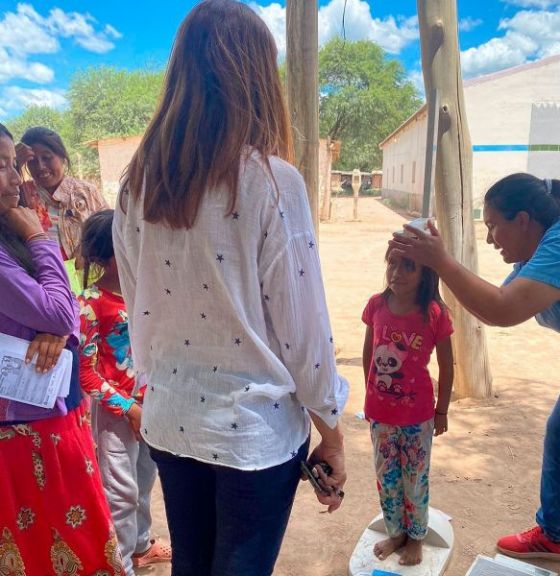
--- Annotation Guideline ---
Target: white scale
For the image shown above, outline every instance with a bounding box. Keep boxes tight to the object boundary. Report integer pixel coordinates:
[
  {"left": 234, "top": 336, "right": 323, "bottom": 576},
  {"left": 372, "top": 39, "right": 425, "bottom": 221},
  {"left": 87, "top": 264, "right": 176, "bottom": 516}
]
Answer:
[{"left": 349, "top": 507, "right": 454, "bottom": 576}]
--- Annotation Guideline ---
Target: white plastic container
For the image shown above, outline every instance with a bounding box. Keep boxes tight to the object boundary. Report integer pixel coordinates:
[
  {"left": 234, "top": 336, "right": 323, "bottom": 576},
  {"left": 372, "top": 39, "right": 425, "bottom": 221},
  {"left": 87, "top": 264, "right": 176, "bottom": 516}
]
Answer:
[{"left": 406, "top": 217, "right": 431, "bottom": 235}]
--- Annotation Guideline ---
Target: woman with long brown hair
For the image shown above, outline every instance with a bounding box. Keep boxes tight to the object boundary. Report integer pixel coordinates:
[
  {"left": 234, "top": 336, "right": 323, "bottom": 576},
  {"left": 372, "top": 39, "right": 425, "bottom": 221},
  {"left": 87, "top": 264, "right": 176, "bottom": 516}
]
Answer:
[{"left": 113, "top": 1, "right": 347, "bottom": 575}]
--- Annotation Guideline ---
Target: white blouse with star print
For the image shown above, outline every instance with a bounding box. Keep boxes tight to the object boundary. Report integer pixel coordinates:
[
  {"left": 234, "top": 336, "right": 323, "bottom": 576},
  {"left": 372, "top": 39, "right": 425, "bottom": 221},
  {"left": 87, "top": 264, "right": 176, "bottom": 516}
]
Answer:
[{"left": 113, "top": 151, "right": 348, "bottom": 470}]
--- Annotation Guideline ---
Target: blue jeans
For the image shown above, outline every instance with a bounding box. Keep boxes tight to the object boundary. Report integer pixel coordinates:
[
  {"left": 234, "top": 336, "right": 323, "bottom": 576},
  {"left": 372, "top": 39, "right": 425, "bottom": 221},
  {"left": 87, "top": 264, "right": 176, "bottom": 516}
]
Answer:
[
  {"left": 536, "top": 395, "right": 560, "bottom": 542},
  {"left": 150, "top": 438, "right": 309, "bottom": 576}
]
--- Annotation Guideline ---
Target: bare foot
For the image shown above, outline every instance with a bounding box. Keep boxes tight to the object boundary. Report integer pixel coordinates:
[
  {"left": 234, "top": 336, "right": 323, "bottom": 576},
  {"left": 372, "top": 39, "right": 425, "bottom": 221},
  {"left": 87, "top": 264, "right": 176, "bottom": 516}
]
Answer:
[
  {"left": 374, "top": 534, "right": 407, "bottom": 560},
  {"left": 399, "top": 537, "right": 423, "bottom": 565}
]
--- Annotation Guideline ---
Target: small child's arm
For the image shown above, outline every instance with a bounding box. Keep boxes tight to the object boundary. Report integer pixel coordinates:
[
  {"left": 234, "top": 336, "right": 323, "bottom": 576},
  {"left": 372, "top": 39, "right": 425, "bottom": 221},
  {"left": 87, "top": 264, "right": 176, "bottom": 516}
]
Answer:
[
  {"left": 434, "top": 336, "right": 454, "bottom": 436},
  {"left": 79, "top": 301, "right": 135, "bottom": 417},
  {"left": 362, "top": 325, "right": 373, "bottom": 386}
]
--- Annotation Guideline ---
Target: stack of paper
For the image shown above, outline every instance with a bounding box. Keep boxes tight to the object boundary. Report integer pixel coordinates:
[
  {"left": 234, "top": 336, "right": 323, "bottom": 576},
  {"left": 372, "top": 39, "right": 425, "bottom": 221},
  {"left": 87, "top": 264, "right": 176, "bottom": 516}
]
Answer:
[
  {"left": 0, "top": 332, "right": 73, "bottom": 421},
  {"left": 467, "top": 554, "right": 557, "bottom": 576}
]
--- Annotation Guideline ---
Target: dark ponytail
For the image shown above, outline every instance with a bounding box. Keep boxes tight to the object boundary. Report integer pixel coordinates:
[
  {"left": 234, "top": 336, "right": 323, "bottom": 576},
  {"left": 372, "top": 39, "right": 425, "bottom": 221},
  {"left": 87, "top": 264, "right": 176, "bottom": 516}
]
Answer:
[
  {"left": 80, "top": 209, "right": 114, "bottom": 289},
  {"left": 0, "top": 123, "right": 35, "bottom": 276},
  {"left": 484, "top": 173, "right": 560, "bottom": 231}
]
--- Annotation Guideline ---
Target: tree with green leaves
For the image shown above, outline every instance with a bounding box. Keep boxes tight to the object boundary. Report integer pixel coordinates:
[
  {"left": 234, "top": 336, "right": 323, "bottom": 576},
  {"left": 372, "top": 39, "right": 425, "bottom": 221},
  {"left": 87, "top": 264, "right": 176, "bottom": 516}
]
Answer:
[
  {"left": 68, "top": 66, "right": 164, "bottom": 143},
  {"left": 319, "top": 38, "right": 421, "bottom": 171},
  {"left": 67, "top": 67, "right": 164, "bottom": 178},
  {"left": 8, "top": 67, "right": 165, "bottom": 180},
  {"left": 7, "top": 41, "right": 419, "bottom": 178},
  {"left": 7, "top": 106, "right": 70, "bottom": 143}
]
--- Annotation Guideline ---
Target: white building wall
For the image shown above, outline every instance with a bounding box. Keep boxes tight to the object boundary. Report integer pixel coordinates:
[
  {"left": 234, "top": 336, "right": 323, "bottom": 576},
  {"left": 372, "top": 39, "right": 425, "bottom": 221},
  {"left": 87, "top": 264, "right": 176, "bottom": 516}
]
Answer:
[
  {"left": 380, "top": 56, "right": 560, "bottom": 215},
  {"left": 466, "top": 57, "right": 560, "bottom": 209},
  {"left": 381, "top": 113, "right": 427, "bottom": 212}
]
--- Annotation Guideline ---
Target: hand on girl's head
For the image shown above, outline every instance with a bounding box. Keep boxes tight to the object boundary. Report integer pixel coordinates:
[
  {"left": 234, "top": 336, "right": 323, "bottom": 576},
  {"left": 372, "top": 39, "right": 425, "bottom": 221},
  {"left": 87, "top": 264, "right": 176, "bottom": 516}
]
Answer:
[
  {"left": 401, "top": 219, "right": 438, "bottom": 239},
  {"left": 389, "top": 221, "right": 446, "bottom": 269}
]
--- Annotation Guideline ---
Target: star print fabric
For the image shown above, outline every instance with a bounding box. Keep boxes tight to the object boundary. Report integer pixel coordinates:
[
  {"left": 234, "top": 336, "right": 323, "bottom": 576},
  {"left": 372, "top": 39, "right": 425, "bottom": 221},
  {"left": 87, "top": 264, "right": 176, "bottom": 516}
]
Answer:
[{"left": 113, "top": 151, "right": 348, "bottom": 470}]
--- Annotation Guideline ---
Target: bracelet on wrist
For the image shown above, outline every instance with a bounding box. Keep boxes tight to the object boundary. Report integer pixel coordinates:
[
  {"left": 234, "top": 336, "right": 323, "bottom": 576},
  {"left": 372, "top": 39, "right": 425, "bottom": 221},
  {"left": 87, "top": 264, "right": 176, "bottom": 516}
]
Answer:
[
  {"left": 25, "top": 232, "right": 48, "bottom": 243},
  {"left": 435, "top": 409, "right": 448, "bottom": 416}
]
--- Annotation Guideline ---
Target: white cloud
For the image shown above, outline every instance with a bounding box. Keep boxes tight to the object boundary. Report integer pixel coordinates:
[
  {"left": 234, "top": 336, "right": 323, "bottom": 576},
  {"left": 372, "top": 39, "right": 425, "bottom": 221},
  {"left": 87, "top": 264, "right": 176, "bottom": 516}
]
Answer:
[
  {"left": 249, "top": 2, "right": 286, "bottom": 57},
  {"left": 461, "top": 7, "right": 560, "bottom": 77},
  {"left": 0, "top": 3, "right": 121, "bottom": 85},
  {"left": 48, "top": 8, "right": 117, "bottom": 54},
  {"left": 501, "top": 0, "right": 560, "bottom": 7},
  {"left": 459, "top": 17, "right": 483, "bottom": 32},
  {"left": 250, "top": 0, "right": 418, "bottom": 58},
  {"left": 407, "top": 69, "right": 426, "bottom": 97},
  {"left": 0, "top": 4, "right": 59, "bottom": 56},
  {"left": 319, "top": 0, "right": 418, "bottom": 54},
  {"left": 104, "top": 24, "right": 123, "bottom": 40},
  {"left": 2, "top": 86, "right": 67, "bottom": 111},
  {"left": 0, "top": 48, "right": 54, "bottom": 84}
]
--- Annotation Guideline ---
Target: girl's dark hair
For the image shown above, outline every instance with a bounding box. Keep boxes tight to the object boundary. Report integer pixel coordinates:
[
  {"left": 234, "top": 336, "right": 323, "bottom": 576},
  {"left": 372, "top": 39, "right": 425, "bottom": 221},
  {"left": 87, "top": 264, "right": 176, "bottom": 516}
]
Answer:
[
  {"left": 21, "top": 126, "right": 71, "bottom": 169},
  {"left": 484, "top": 173, "right": 560, "bottom": 230},
  {"left": 382, "top": 248, "right": 446, "bottom": 322},
  {"left": 0, "top": 123, "right": 13, "bottom": 140},
  {"left": 80, "top": 209, "right": 114, "bottom": 289},
  {"left": 0, "top": 123, "right": 35, "bottom": 275},
  {"left": 124, "top": 0, "right": 293, "bottom": 229}
]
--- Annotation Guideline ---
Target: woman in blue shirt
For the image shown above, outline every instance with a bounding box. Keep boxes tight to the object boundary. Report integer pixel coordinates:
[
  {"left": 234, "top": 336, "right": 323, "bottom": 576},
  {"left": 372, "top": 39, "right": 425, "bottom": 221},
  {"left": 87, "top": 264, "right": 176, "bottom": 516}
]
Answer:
[{"left": 390, "top": 173, "right": 560, "bottom": 560}]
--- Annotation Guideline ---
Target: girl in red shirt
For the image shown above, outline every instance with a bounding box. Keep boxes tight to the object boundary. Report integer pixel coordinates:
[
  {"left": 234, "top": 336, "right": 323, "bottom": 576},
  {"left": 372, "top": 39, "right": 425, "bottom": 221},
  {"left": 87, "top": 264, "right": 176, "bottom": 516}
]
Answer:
[
  {"left": 78, "top": 209, "right": 171, "bottom": 574},
  {"left": 362, "top": 246, "right": 454, "bottom": 566}
]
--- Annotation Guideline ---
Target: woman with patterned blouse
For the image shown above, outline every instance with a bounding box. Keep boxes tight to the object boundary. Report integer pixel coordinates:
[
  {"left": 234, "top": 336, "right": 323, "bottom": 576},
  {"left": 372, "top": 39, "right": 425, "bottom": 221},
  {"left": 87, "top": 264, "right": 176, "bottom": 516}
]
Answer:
[
  {"left": 113, "top": 1, "right": 348, "bottom": 575},
  {"left": 16, "top": 126, "right": 108, "bottom": 291}
]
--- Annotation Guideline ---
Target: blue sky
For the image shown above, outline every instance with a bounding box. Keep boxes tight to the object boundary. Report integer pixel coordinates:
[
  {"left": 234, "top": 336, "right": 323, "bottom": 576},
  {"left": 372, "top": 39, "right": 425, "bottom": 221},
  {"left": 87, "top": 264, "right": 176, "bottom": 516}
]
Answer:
[{"left": 1, "top": 0, "right": 559, "bottom": 117}]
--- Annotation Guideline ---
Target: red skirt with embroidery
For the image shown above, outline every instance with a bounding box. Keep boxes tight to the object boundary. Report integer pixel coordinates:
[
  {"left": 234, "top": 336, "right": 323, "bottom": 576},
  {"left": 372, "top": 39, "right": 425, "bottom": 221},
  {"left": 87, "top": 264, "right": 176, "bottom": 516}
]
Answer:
[{"left": 0, "top": 402, "right": 123, "bottom": 575}]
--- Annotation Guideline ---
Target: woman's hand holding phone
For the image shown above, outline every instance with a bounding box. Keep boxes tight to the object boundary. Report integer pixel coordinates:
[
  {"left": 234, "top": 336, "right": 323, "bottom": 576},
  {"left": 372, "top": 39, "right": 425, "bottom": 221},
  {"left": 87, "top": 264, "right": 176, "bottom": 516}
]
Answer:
[
  {"left": 304, "top": 440, "right": 346, "bottom": 513},
  {"left": 305, "top": 413, "right": 346, "bottom": 512}
]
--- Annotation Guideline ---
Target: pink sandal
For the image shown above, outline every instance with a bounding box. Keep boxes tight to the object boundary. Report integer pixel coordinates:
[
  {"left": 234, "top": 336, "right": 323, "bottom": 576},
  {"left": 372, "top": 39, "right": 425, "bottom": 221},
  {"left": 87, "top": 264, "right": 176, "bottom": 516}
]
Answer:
[{"left": 132, "top": 538, "right": 172, "bottom": 567}]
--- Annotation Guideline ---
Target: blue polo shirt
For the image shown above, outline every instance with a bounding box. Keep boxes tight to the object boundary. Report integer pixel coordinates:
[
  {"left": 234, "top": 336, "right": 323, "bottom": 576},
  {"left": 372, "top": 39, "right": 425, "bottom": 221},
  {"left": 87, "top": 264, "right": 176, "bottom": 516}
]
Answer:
[{"left": 504, "top": 220, "right": 560, "bottom": 332}]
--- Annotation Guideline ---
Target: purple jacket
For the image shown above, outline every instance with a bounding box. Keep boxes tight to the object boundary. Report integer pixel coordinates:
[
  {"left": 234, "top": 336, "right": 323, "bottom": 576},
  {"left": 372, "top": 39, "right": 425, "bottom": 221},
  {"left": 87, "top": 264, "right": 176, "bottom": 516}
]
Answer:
[
  {"left": 0, "top": 238, "right": 79, "bottom": 423},
  {"left": 0, "top": 239, "right": 79, "bottom": 341}
]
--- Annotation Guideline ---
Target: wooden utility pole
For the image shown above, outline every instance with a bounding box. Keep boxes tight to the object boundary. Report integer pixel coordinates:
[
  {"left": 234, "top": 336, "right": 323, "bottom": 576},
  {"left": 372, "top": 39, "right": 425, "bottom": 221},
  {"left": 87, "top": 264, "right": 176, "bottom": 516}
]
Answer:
[
  {"left": 320, "top": 138, "right": 334, "bottom": 222},
  {"left": 351, "top": 169, "right": 361, "bottom": 220},
  {"left": 286, "top": 0, "right": 320, "bottom": 232},
  {"left": 417, "top": 0, "right": 492, "bottom": 398}
]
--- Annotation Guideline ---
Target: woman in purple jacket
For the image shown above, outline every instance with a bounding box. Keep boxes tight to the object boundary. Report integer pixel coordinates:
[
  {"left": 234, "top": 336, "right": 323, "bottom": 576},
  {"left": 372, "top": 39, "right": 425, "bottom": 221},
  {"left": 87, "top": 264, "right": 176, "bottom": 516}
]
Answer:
[{"left": 0, "top": 123, "right": 123, "bottom": 574}]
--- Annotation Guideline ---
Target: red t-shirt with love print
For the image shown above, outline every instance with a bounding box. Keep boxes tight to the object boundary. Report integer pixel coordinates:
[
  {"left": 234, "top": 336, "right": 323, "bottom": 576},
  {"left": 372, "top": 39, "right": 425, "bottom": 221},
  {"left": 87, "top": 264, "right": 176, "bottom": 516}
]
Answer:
[{"left": 362, "top": 294, "right": 453, "bottom": 426}]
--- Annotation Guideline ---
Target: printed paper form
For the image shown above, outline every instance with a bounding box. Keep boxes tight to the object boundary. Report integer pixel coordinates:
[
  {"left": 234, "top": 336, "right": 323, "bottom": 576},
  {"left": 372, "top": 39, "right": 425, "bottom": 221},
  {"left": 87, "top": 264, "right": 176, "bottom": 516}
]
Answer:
[
  {"left": 467, "top": 555, "right": 557, "bottom": 576},
  {"left": 0, "top": 332, "right": 72, "bottom": 409}
]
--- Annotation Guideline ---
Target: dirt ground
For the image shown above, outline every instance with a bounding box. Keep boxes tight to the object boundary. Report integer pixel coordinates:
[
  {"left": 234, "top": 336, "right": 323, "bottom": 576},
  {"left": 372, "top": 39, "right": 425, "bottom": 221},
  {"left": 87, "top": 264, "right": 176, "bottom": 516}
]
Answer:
[{"left": 144, "top": 197, "right": 559, "bottom": 576}]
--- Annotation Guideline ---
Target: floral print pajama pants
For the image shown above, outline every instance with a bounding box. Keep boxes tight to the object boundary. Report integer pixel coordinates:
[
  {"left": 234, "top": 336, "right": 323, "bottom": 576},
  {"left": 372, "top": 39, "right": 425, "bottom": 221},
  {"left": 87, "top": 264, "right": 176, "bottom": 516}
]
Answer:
[{"left": 370, "top": 419, "right": 434, "bottom": 540}]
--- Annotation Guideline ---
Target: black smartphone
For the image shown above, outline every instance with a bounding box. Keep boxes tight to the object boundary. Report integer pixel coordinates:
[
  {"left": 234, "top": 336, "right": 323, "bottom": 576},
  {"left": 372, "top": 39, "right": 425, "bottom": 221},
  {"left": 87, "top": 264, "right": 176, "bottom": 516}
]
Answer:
[{"left": 300, "top": 460, "right": 330, "bottom": 494}]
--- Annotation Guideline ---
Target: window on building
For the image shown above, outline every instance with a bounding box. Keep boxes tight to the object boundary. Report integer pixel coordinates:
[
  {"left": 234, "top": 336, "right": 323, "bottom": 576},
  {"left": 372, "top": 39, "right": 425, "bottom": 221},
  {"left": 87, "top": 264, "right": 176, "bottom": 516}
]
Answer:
[
  {"left": 412, "top": 161, "right": 416, "bottom": 184},
  {"left": 400, "top": 164, "right": 404, "bottom": 183}
]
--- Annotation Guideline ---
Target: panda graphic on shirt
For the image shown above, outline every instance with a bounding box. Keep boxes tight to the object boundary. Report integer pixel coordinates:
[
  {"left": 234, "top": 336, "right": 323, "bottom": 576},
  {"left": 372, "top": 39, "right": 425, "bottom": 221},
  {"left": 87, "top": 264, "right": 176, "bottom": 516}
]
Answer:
[{"left": 371, "top": 341, "right": 414, "bottom": 401}]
